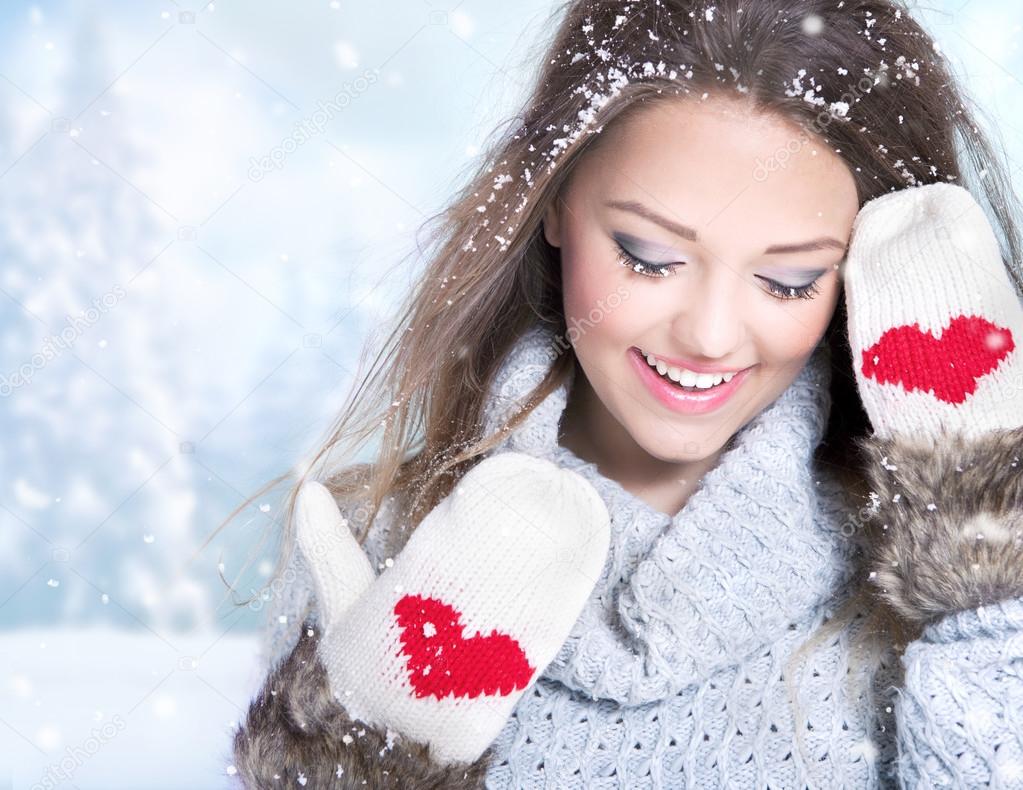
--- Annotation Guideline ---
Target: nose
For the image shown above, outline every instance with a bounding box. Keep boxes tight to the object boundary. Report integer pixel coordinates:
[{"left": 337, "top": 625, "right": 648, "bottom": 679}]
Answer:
[{"left": 669, "top": 266, "right": 745, "bottom": 360}]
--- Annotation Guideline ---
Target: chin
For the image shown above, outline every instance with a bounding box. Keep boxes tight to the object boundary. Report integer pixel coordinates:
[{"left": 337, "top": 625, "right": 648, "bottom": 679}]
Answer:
[{"left": 635, "top": 429, "right": 722, "bottom": 463}]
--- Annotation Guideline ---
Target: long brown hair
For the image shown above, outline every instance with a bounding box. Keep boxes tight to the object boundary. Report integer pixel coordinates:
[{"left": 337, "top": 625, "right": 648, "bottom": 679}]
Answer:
[{"left": 203, "top": 0, "right": 1023, "bottom": 768}]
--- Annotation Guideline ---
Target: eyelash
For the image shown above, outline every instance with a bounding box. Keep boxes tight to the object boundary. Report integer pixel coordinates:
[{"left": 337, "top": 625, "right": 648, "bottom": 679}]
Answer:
[{"left": 613, "top": 241, "right": 823, "bottom": 301}]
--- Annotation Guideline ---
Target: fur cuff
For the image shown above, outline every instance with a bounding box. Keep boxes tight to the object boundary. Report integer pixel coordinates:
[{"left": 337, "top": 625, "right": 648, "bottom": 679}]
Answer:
[
  {"left": 232, "top": 619, "right": 493, "bottom": 788},
  {"left": 855, "top": 425, "right": 1023, "bottom": 629}
]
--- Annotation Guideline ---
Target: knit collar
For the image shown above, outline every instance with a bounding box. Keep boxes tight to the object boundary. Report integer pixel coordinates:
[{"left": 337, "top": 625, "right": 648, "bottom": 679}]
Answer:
[{"left": 483, "top": 323, "right": 858, "bottom": 705}]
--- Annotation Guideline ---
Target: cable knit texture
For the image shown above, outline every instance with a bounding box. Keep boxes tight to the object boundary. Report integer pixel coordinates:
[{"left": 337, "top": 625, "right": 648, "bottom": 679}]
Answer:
[{"left": 259, "top": 323, "right": 1023, "bottom": 789}]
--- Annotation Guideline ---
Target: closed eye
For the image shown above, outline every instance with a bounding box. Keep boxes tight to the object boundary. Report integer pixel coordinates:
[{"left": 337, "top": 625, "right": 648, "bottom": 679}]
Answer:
[
  {"left": 615, "top": 238, "right": 824, "bottom": 300},
  {"left": 613, "top": 240, "right": 682, "bottom": 278},
  {"left": 756, "top": 276, "right": 823, "bottom": 301}
]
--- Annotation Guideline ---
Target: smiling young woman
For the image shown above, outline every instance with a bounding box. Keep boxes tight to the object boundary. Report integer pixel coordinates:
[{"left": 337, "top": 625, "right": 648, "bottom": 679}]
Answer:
[
  {"left": 544, "top": 94, "right": 856, "bottom": 514},
  {"left": 219, "top": 1, "right": 1023, "bottom": 787}
]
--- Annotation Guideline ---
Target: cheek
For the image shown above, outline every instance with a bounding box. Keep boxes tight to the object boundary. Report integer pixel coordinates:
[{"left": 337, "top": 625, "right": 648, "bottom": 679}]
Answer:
[
  {"left": 755, "top": 279, "right": 840, "bottom": 361},
  {"left": 560, "top": 245, "right": 636, "bottom": 347},
  {"left": 561, "top": 247, "right": 608, "bottom": 320}
]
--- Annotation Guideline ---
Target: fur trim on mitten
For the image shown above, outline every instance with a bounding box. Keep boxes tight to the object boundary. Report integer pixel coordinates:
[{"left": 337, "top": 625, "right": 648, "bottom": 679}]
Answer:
[
  {"left": 856, "top": 426, "right": 1023, "bottom": 629},
  {"left": 232, "top": 619, "right": 493, "bottom": 789}
]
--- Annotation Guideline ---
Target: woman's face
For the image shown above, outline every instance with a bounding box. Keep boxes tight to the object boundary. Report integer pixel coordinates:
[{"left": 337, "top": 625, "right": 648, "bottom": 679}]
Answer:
[{"left": 544, "top": 94, "right": 859, "bottom": 467}]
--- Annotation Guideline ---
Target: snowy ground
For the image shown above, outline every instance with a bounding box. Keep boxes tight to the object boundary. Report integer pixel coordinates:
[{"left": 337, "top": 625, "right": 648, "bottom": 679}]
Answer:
[{"left": 0, "top": 626, "right": 262, "bottom": 790}]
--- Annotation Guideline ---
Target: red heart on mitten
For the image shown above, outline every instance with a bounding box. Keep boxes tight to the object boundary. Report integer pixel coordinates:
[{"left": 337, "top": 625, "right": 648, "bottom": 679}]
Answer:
[
  {"left": 394, "top": 593, "right": 536, "bottom": 700},
  {"left": 861, "top": 314, "right": 1014, "bottom": 404}
]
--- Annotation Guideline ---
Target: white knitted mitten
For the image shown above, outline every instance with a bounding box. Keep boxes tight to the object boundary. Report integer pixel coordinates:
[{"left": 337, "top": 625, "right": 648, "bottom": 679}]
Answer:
[
  {"left": 843, "top": 181, "right": 1023, "bottom": 440},
  {"left": 295, "top": 451, "right": 611, "bottom": 765}
]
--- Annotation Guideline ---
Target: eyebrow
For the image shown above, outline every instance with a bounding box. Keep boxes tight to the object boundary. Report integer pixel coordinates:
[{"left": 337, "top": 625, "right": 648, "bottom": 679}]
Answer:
[{"left": 605, "top": 199, "right": 848, "bottom": 254}]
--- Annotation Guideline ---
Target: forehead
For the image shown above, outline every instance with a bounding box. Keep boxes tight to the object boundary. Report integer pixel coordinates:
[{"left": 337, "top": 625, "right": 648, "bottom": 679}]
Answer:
[{"left": 571, "top": 95, "right": 859, "bottom": 242}]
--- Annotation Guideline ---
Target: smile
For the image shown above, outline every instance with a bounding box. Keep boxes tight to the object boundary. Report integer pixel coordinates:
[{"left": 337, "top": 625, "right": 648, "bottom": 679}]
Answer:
[
  {"left": 630, "top": 347, "right": 753, "bottom": 415},
  {"left": 637, "top": 349, "right": 742, "bottom": 389}
]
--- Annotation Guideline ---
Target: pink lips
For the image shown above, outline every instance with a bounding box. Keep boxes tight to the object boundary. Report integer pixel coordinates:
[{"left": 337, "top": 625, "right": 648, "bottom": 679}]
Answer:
[{"left": 629, "top": 347, "right": 752, "bottom": 415}]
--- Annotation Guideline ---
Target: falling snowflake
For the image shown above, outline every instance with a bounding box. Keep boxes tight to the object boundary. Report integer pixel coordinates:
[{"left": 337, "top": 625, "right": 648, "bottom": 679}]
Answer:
[{"left": 802, "top": 14, "right": 824, "bottom": 35}]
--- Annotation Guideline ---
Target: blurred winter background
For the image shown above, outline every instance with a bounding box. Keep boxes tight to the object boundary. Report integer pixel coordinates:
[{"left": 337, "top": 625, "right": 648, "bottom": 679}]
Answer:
[{"left": 0, "top": 0, "right": 1021, "bottom": 787}]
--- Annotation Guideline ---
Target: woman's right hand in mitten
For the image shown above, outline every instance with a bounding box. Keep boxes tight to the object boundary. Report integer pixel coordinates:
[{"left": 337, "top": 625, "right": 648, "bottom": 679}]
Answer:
[{"left": 294, "top": 450, "right": 612, "bottom": 768}]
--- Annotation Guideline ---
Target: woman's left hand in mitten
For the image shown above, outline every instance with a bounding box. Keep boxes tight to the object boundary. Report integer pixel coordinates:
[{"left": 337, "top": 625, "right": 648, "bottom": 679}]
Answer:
[{"left": 842, "top": 181, "right": 1023, "bottom": 628}]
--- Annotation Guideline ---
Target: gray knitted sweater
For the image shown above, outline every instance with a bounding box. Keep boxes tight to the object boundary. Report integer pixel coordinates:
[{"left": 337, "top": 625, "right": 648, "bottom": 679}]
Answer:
[{"left": 253, "top": 323, "right": 1023, "bottom": 788}]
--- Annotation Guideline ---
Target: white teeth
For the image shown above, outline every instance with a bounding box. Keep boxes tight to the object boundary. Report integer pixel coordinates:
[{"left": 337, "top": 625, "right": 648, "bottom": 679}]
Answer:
[{"left": 641, "top": 350, "right": 738, "bottom": 389}]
